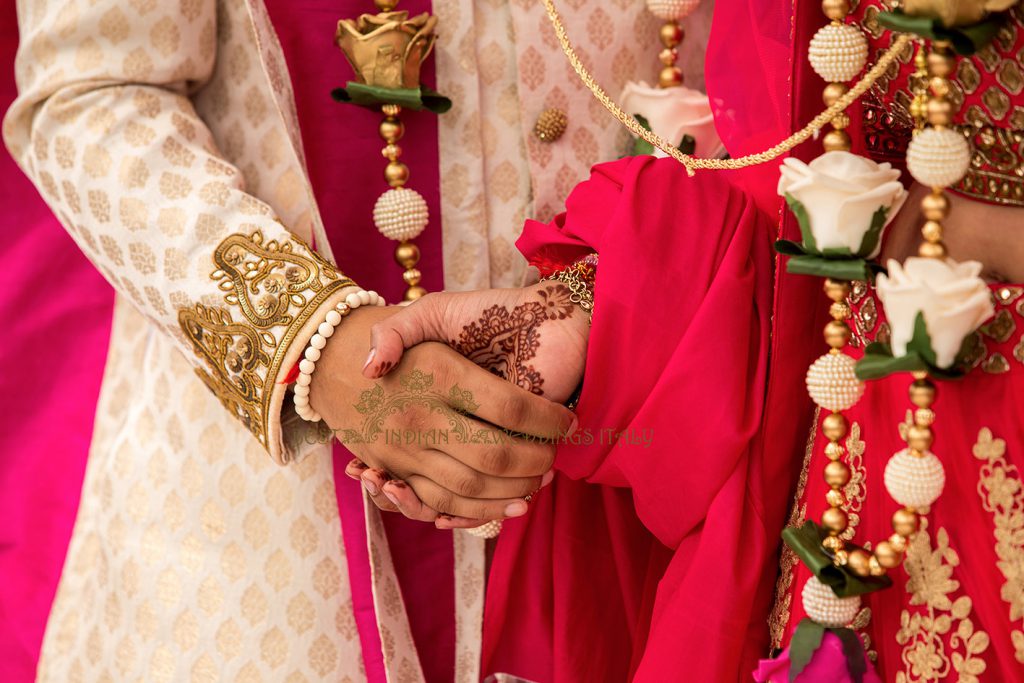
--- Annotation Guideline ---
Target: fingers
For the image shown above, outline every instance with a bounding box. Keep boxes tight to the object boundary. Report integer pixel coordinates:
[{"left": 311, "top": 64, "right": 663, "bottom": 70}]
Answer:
[
  {"left": 344, "top": 458, "right": 368, "bottom": 480},
  {"left": 405, "top": 474, "right": 530, "bottom": 520},
  {"left": 418, "top": 448, "right": 545, "bottom": 497},
  {"left": 379, "top": 479, "right": 440, "bottom": 522},
  {"left": 359, "top": 467, "right": 399, "bottom": 513},
  {"left": 449, "top": 353, "right": 578, "bottom": 441},
  {"left": 364, "top": 293, "right": 447, "bottom": 379}
]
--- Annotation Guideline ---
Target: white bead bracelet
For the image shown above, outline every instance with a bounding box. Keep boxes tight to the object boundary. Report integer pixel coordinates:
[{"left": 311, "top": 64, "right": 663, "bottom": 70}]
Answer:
[{"left": 293, "top": 288, "right": 385, "bottom": 423}]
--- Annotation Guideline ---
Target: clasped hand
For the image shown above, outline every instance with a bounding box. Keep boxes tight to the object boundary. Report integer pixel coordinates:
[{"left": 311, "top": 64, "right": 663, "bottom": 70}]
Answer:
[{"left": 308, "top": 281, "right": 589, "bottom": 529}]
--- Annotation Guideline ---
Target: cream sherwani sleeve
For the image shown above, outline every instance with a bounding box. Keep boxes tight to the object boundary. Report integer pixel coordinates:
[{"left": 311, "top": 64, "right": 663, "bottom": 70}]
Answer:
[{"left": 3, "top": 0, "right": 353, "bottom": 463}]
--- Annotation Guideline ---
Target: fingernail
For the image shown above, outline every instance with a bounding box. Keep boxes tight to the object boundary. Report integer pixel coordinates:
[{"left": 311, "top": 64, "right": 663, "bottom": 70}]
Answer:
[
  {"left": 362, "top": 478, "right": 379, "bottom": 496},
  {"left": 541, "top": 470, "right": 554, "bottom": 487},
  {"left": 383, "top": 490, "right": 400, "bottom": 507},
  {"left": 362, "top": 347, "right": 376, "bottom": 371},
  {"left": 504, "top": 501, "right": 528, "bottom": 518}
]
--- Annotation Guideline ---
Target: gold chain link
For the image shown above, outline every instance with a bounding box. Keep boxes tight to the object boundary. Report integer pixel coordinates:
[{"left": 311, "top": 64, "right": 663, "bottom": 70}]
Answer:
[{"left": 542, "top": 0, "right": 912, "bottom": 175}]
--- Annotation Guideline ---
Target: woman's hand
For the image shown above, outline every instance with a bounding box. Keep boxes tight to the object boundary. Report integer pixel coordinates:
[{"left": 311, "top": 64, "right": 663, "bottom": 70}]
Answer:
[{"left": 310, "top": 305, "right": 576, "bottom": 522}]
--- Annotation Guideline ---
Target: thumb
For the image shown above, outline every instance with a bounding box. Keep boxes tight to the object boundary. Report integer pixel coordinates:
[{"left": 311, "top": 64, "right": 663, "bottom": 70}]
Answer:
[{"left": 363, "top": 293, "right": 447, "bottom": 378}]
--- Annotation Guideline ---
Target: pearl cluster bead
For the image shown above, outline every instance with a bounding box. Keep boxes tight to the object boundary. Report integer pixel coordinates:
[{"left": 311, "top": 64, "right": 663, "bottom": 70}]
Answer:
[
  {"left": 373, "top": 187, "right": 429, "bottom": 242},
  {"left": 464, "top": 520, "right": 502, "bottom": 539},
  {"left": 906, "top": 127, "right": 972, "bottom": 188},
  {"left": 884, "top": 447, "right": 946, "bottom": 509},
  {"left": 808, "top": 23, "right": 868, "bottom": 83},
  {"left": 645, "top": 0, "right": 701, "bottom": 21},
  {"left": 802, "top": 576, "right": 861, "bottom": 628},
  {"left": 806, "top": 352, "right": 865, "bottom": 412},
  {"left": 294, "top": 289, "right": 386, "bottom": 423}
]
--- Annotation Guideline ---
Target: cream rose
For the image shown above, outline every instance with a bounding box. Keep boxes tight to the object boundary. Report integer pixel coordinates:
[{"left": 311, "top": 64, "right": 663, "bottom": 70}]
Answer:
[
  {"left": 778, "top": 151, "right": 908, "bottom": 258},
  {"left": 620, "top": 81, "right": 724, "bottom": 158},
  {"left": 876, "top": 257, "right": 994, "bottom": 368}
]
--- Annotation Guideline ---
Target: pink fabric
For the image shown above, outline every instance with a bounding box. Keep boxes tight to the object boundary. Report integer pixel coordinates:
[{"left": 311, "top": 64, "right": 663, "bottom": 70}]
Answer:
[
  {"left": 263, "top": 3, "right": 455, "bottom": 682},
  {"left": 484, "top": 155, "right": 775, "bottom": 681},
  {"left": 0, "top": 5, "right": 115, "bottom": 681}
]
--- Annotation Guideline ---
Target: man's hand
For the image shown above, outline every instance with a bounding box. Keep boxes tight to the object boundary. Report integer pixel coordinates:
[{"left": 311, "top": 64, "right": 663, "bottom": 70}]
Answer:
[{"left": 309, "top": 305, "right": 577, "bottom": 522}]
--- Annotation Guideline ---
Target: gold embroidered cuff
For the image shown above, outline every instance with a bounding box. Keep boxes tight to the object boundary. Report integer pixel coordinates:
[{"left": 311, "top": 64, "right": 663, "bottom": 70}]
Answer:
[{"left": 178, "top": 230, "right": 356, "bottom": 462}]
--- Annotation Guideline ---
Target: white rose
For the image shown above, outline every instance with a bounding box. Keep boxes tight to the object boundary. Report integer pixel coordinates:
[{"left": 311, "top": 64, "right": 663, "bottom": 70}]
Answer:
[
  {"left": 778, "top": 151, "right": 908, "bottom": 257},
  {"left": 876, "top": 257, "right": 994, "bottom": 368},
  {"left": 620, "top": 81, "right": 724, "bottom": 158}
]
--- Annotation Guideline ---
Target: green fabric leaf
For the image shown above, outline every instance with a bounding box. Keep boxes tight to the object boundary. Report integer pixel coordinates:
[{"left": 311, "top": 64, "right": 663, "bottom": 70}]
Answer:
[
  {"left": 785, "top": 255, "right": 873, "bottom": 281},
  {"left": 907, "top": 311, "right": 937, "bottom": 367},
  {"left": 331, "top": 82, "right": 452, "bottom": 113},
  {"left": 855, "top": 314, "right": 967, "bottom": 380},
  {"left": 789, "top": 619, "right": 826, "bottom": 682},
  {"left": 782, "top": 522, "right": 893, "bottom": 597},
  {"left": 876, "top": 9, "right": 1002, "bottom": 55},
  {"left": 830, "top": 627, "right": 868, "bottom": 683},
  {"left": 630, "top": 115, "right": 655, "bottom": 156},
  {"left": 785, "top": 194, "right": 818, "bottom": 254},
  {"left": 774, "top": 239, "right": 808, "bottom": 257},
  {"left": 857, "top": 206, "right": 890, "bottom": 261},
  {"left": 855, "top": 348, "right": 928, "bottom": 380}
]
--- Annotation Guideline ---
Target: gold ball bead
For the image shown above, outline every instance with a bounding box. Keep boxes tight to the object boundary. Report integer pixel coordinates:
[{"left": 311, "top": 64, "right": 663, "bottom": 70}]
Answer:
[
  {"left": 823, "top": 82, "right": 849, "bottom": 106},
  {"left": 374, "top": 0, "right": 399, "bottom": 10},
  {"left": 825, "top": 489, "right": 846, "bottom": 507},
  {"left": 888, "top": 533, "right": 908, "bottom": 553},
  {"left": 823, "top": 129, "right": 852, "bottom": 152},
  {"left": 921, "top": 192, "right": 949, "bottom": 220},
  {"left": 824, "top": 320, "right": 852, "bottom": 348},
  {"left": 825, "top": 441, "right": 845, "bottom": 461},
  {"left": 379, "top": 118, "right": 404, "bottom": 143},
  {"left": 404, "top": 285, "right": 428, "bottom": 301},
  {"left": 382, "top": 143, "right": 402, "bottom": 160},
  {"left": 824, "top": 459, "right": 852, "bottom": 488},
  {"left": 659, "top": 22, "right": 684, "bottom": 48},
  {"left": 823, "top": 535, "right": 844, "bottom": 552},
  {"left": 830, "top": 302, "right": 851, "bottom": 321},
  {"left": 909, "top": 378, "right": 936, "bottom": 408},
  {"left": 658, "top": 65, "right": 684, "bottom": 88},
  {"left": 823, "top": 278, "right": 851, "bottom": 302},
  {"left": 926, "top": 51, "right": 954, "bottom": 78},
  {"left": 869, "top": 555, "right": 887, "bottom": 576},
  {"left": 921, "top": 219, "right": 944, "bottom": 244},
  {"left": 831, "top": 112, "right": 851, "bottom": 131},
  {"left": 394, "top": 242, "right": 420, "bottom": 269},
  {"left": 833, "top": 548, "right": 849, "bottom": 566},
  {"left": 384, "top": 161, "right": 409, "bottom": 187},
  {"left": 918, "top": 240, "right": 948, "bottom": 259},
  {"left": 821, "top": 506, "right": 850, "bottom": 533},
  {"left": 927, "top": 98, "right": 953, "bottom": 127},
  {"left": 822, "top": 412, "right": 849, "bottom": 442},
  {"left": 930, "top": 76, "right": 950, "bottom": 98},
  {"left": 821, "top": 0, "right": 851, "bottom": 20},
  {"left": 659, "top": 47, "right": 678, "bottom": 66},
  {"left": 892, "top": 508, "right": 920, "bottom": 537},
  {"left": 906, "top": 424, "right": 934, "bottom": 452},
  {"left": 874, "top": 540, "right": 902, "bottom": 569},
  {"left": 909, "top": 96, "right": 927, "bottom": 122},
  {"left": 846, "top": 548, "right": 872, "bottom": 576},
  {"left": 914, "top": 408, "right": 936, "bottom": 427}
]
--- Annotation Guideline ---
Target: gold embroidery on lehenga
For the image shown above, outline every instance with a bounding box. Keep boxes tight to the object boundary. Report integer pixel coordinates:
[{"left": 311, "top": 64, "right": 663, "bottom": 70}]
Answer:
[
  {"left": 179, "top": 231, "right": 354, "bottom": 452},
  {"left": 973, "top": 427, "right": 1024, "bottom": 664},
  {"left": 767, "top": 407, "right": 819, "bottom": 651},
  {"left": 842, "top": 422, "right": 867, "bottom": 541},
  {"left": 896, "top": 521, "right": 990, "bottom": 683}
]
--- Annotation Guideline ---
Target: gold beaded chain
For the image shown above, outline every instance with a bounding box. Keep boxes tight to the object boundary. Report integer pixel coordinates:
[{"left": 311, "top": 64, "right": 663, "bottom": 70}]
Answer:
[{"left": 540, "top": 0, "right": 911, "bottom": 175}]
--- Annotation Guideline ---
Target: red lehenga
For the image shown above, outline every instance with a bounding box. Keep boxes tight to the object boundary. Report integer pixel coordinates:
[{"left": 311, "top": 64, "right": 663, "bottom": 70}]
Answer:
[{"left": 770, "top": 3, "right": 1024, "bottom": 681}]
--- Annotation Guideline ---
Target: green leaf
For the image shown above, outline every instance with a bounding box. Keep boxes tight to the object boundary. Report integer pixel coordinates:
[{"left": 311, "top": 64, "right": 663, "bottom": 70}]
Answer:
[
  {"left": 857, "top": 206, "right": 890, "bottom": 260},
  {"left": 331, "top": 82, "right": 452, "bottom": 113},
  {"left": 774, "top": 239, "right": 808, "bottom": 257},
  {"left": 906, "top": 311, "right": 938, "bottom": 367},
  {"left": 830, "top": 627, "right": 868, "bottom": 683},
  {"left": 785, "top": 194, "right": 818, "bottom": 254},
  {"left": 785, "top": 255, "right": 873, "bottom": 281},
  {"left": 789, "top": 619, "right": 826, "bottom": 682},
  {"left": 876, "top": 9, "right": 1002, "bottom": 55},
  {"left": 782, "top": 522, "right": 893, "bottom": 597},
  {"left": 855, "top": 348, "right": 928, "bottom": 380},
  {"left": 630, "top": 115, "right": 655, "bottom": 156}
]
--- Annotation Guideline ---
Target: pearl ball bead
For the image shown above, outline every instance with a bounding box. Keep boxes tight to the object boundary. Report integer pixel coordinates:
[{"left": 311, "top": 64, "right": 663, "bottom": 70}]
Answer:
[
  {"left": 808, "top": 23, "right": 868, "bottom": 83},
  {"left": 373, "top": 187, "right": 429, "bottom": 242},
  {"left": 806, "top": 352, "right": 865, "bottom": 411},
  {"left": 884, "top": 448, "right": 946, "bottom": 509},
  {"left": 802, "top": 576, "right": 861, "bottom": 628},
  {"left": 464, "top": 520, "right": 502, "bottom": 539},
  {"left": 646, "top": 0, "right": 701, "bottom": 21},
  {"left": 906, "top": 127, "right": 972, "bottom": 188}
]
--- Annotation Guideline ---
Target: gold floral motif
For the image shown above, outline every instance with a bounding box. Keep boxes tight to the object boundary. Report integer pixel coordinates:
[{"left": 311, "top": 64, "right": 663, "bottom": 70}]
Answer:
[
  {"left": 179, "top": 231, "right": 355, "bottom": 452},
  {"left": 896, "top": 521, "right": 990, "bottom": 683},
  {"left": 842, "top": 422, "right": 868, "bottom": 541},
  {"left": 973, "top": 427, "right": 1024, "bottom": 663}
]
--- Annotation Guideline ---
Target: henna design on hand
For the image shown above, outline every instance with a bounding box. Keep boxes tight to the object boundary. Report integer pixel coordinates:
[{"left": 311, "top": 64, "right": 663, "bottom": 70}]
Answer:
[{"left": 450, "top": 285, "right": 574, "bottom": 395}]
